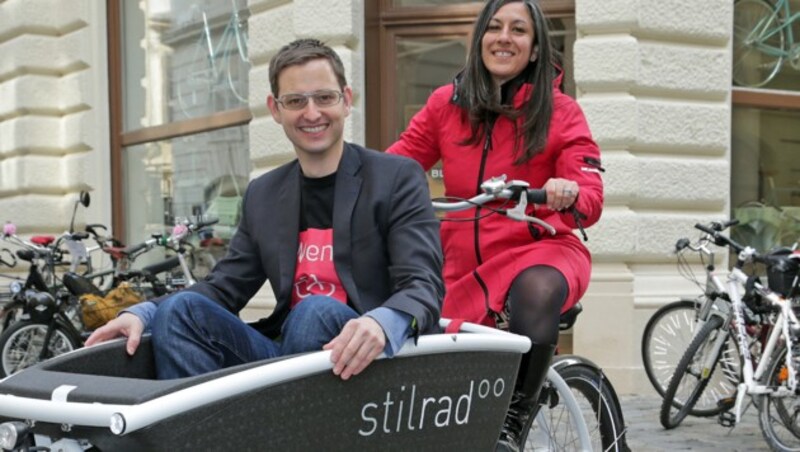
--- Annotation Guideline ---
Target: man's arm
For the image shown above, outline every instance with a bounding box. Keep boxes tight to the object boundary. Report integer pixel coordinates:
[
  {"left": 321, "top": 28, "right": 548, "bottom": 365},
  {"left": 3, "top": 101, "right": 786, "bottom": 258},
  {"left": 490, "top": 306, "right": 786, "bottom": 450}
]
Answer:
[
  {"left": 323, "top": 156, "right": 443, "bottom": 380},
  {"left": 378, "top": 157, "right": 444, "bottom": 335}
]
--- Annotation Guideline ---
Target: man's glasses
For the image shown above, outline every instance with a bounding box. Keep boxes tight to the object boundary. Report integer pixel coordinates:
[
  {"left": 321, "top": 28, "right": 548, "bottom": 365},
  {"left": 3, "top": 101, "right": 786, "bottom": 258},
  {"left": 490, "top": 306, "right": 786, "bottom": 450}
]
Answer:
[{"left": 275, "top": 90, "right": 344, "bottom": 111}]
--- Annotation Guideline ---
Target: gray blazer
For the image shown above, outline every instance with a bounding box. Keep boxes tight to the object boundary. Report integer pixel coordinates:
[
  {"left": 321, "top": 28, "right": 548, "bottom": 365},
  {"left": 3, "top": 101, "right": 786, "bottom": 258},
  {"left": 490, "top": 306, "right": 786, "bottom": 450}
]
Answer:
[{"left": 180, "top": 143, "right": 444, "bottom": 338}]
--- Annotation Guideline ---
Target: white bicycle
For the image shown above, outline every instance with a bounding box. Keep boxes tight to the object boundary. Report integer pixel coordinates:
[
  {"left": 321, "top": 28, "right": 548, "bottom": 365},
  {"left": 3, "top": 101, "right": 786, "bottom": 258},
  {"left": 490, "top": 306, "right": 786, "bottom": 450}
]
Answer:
[
  {"left": 433, "top": 176, "right": 628, "bottom": 451},
  {"left": 660, "top": 223, "right": 800, "bottom": 451}
]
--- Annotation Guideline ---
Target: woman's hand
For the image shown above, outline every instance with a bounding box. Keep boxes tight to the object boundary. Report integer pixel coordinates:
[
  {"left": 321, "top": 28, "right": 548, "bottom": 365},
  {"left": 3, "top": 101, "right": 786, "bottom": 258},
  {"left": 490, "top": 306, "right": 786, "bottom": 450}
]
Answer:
[{"left": 542, "top": 178, "right": 579, "bottom": 211}]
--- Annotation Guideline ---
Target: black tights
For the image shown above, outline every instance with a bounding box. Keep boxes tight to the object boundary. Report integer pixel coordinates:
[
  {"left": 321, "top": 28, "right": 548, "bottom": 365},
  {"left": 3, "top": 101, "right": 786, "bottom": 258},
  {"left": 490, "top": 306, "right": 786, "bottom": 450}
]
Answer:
[{"left": 507, "top": 265, "right": 568, "bottom": 346}]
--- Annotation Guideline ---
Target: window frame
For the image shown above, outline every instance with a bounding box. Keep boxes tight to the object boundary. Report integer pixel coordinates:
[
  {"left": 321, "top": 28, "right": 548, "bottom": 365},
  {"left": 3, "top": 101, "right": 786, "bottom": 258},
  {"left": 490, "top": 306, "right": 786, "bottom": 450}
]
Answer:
[{"left": 106, "top": 0, "right": 252, "bottom": 239}]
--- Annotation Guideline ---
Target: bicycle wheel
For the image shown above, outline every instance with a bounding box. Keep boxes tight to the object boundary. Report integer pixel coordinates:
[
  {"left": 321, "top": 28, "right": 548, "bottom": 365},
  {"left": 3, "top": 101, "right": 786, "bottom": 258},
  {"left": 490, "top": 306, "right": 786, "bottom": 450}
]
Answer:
[
  {"left": 643, "top": 298, "right": 740, "bottom": 416},
  {"left": 733, "top": 0, "right": 785, "bottom": 87},
  {"left": 554, "top": 357, "right": 629, "bottom": 451},
  {"left": 524, "top": 367, "right": 593, "bottom": 451},
  {"left": 642, "top": 299, "right": 701, "bottom": 398},
  {"left": 660, "top": 315, "right": 735, "bottom": 429},
  {"left": 0, "top": 320, "right": 80, "bottom": 377},
  {"left": 758, "top": 343, "right": 800, "bottom": 451}
]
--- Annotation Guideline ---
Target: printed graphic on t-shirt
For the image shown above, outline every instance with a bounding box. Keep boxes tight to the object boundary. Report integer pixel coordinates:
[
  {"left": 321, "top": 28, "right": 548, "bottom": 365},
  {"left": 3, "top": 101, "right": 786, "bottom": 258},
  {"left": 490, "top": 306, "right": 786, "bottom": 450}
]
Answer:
[{"left": 293, "top": 228, "right": 346, "bottom": 307}]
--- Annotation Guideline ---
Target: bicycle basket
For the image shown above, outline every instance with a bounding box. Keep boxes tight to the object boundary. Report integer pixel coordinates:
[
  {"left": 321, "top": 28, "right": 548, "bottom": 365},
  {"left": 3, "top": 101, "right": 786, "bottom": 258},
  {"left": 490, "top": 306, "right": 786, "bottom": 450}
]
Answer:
[
  {"left": 767, "top": 255, "right": 800, "bottom": 298},
  {"left": 79, "top": 283, "right": 144, "bottom": 330}
]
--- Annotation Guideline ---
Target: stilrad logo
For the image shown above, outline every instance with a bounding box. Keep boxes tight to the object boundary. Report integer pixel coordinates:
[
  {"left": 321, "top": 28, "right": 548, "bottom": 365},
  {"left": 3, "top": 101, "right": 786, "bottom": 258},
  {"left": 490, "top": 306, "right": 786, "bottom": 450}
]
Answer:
[{"left": 358, "top": 377, "right": 506, "bottom": 436}]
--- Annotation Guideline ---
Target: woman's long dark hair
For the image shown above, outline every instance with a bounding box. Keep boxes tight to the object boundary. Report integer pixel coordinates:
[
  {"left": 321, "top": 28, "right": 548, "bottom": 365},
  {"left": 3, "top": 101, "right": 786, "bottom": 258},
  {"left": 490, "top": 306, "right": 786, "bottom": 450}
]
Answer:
[{"left": 455, "top": 0, "right": 555, "bottom": 164}]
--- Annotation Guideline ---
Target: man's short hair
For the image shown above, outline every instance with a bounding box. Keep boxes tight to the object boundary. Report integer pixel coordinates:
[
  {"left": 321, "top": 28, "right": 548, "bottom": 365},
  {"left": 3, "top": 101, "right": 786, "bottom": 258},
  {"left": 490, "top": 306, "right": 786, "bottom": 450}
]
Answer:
[{"left": 268, "top": 39, "right": 348, "bottom": 96}]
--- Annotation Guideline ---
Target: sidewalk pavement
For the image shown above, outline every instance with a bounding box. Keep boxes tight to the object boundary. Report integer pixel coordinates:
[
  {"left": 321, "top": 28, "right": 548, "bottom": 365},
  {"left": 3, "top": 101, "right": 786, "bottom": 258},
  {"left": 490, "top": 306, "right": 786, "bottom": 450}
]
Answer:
[{"left": 620, "top": 392, "right": 768, "bottom": 451}]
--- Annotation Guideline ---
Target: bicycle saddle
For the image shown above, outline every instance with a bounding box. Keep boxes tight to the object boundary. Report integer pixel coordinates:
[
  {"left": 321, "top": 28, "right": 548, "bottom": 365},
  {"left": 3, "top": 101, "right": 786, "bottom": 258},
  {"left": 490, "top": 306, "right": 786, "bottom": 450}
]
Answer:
[
  {"left": 559, "top": 303, "right": 583, "bottom": 331},
  {"left": 30, "top": 235, "right": 55, "bottom": 246}
]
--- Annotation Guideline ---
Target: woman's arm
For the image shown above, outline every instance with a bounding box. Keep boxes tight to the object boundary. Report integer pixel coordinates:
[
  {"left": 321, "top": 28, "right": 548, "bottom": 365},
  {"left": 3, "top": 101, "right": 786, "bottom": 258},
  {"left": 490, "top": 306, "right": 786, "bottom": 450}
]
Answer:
[
  {"left": 385, "top": 87, "right": 450, "bottom": 170},
  {"left": 551, "top": 97, "right": 604, "bottom": 229}
]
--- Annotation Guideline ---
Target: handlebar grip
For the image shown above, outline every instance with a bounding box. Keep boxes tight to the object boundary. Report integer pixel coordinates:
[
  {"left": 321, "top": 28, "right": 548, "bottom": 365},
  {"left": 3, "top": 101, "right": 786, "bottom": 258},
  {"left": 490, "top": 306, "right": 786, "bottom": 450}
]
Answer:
[
  {"left": 195, "top": 217, "right": 220, "bottom": 229},
  {"left": 70, "top": 232, "right": 90, "bottom": 240},
  {"left": 122, "top": 241, "right": 149, "bottom": 256},
  {"left": 694, "top": 223, "right": 715, "bottom": 235},
  {"left": 722, "top": 218, "right": 740, "bottom": 228},
  {"left": 526, "top": 189, "right": 547, "bottom": 204}
]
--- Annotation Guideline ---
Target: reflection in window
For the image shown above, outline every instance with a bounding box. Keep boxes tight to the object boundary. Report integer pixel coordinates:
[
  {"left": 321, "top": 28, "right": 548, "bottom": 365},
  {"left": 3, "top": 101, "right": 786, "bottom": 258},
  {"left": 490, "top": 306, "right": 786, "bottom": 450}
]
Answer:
[
  {"left": 731, "top": 107, "right": 800, "bottom": 251},
  {"left": 732, "top": 0, "right": 800, "bottom": 90},
  {"left": 121, "top": 0, "right": 250, "bottom": 130},
  {"left": 123, "top": 126, "right": 250, "bottom": 276}
]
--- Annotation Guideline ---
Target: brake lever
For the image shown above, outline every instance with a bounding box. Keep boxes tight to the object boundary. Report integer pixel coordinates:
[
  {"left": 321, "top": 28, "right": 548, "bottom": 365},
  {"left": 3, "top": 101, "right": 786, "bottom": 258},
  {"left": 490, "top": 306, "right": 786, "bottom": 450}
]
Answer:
[{"left": 505, "top": 191, "right": 557, "bottom": 235}]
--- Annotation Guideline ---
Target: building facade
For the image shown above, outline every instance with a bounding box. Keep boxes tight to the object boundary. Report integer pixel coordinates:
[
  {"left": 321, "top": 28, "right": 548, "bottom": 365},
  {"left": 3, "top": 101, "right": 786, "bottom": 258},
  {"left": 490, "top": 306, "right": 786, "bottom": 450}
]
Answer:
[{"left": 4, "top": 0, "right": 798, "bottom": 393}]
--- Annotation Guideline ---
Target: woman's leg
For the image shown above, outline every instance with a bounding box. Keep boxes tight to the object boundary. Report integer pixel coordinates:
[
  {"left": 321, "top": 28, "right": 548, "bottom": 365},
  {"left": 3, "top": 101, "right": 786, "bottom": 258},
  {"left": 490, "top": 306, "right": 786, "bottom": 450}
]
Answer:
[
  {"left": 497, "top": 265, "right": 568, "bottom": 451},
  {"left": 151, "top": 292, "right": 281, "bottom": 379}
]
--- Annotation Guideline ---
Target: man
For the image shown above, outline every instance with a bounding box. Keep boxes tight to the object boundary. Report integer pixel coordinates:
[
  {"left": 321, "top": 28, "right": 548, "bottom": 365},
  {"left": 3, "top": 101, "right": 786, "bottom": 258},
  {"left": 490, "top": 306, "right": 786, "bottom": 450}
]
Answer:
[{"left": 86, "top": 39, "right": 444, "bottom": 380}]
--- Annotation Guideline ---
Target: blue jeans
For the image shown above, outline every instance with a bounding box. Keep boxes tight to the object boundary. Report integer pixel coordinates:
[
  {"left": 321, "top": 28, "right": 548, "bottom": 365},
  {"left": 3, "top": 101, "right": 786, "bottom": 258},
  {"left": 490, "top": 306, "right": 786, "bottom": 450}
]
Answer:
[{"left": 151, "top": 292, "right": 359, "bottom": 379}]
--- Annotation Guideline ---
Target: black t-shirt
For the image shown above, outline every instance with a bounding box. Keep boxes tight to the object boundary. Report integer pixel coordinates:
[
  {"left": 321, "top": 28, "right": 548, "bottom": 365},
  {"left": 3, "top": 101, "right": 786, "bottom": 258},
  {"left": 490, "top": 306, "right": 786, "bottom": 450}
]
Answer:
[{"left": 299, "top": 172, "right": 336, "bottom": 230}]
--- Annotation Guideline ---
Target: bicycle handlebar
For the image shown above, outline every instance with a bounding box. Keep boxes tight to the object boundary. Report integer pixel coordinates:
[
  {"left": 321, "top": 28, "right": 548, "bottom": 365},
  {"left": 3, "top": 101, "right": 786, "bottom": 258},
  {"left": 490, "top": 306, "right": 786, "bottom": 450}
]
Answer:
[
  {"left": 431, "top": 176, "right": 556, "bottom": 235},
  {"left": 120, "top": 217, "right": 221, "bottom": 261}
]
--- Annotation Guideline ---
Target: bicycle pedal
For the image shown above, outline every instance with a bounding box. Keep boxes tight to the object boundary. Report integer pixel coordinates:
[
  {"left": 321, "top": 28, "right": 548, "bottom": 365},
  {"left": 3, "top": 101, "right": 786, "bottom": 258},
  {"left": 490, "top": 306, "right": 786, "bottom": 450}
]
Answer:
[
  {"left": 539, "top": 385, "right": 559, "bottom": 409},
  {"left": 718, "top": 410, "right": 736, "bottom": 428},
  {"left": 717, "top": 397, "right": 735, "bottom": 412}
]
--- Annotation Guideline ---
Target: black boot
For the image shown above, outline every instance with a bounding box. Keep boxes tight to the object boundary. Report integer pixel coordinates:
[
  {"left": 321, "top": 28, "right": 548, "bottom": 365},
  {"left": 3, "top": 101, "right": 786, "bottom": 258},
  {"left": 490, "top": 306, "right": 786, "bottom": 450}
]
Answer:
[{"left": 496, "top": 343, "right": 557, "bottom": 452}]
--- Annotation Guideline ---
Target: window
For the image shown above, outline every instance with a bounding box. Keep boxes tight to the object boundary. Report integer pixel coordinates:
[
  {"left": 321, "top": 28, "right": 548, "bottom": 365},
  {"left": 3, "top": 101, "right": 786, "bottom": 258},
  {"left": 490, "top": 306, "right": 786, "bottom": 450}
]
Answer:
[
  {"left": 731, "top": 0, "right": 800, "bottom": 251},
  {"left": 110, "top": 0, "right": 251, "bottom": 258}
]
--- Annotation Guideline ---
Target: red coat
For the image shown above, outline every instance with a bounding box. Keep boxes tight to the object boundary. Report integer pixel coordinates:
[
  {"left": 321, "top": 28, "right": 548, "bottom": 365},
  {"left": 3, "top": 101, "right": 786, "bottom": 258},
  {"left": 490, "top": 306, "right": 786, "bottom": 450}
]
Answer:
[{"left": 387, "top": 81, "right": 603, "bottom": 327}]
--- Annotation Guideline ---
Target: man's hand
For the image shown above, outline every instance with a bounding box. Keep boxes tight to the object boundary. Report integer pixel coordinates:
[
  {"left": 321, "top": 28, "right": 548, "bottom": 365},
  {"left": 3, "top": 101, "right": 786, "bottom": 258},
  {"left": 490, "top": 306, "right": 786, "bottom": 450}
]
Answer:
[
  {"left": 84, "top": 312, "right": 145, "bottom": 356},
  {"left": 323, "top": 317, "right": 386, "bottom": 380}
]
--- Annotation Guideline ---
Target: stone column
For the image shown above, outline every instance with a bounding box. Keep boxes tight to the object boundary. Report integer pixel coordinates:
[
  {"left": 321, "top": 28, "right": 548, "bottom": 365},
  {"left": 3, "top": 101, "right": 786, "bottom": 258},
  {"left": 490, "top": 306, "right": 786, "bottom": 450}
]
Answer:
[
  {"left": 573, "top": 0, "right": 733, "bottom": 393},
  {"left": 0, "top": 0, "right": 112, "bottom": 235}
]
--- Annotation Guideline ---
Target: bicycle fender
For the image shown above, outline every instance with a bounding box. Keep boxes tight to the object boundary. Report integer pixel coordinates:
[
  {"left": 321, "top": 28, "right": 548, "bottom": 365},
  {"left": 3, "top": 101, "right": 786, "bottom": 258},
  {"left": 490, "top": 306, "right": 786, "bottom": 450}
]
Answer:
[{"left": 551, "top": 354, "right": 602, "bottom": 373}]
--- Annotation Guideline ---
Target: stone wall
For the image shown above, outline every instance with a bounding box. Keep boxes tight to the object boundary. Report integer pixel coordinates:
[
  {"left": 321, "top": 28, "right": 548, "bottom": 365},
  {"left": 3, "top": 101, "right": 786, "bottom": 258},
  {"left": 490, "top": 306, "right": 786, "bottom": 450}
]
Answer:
[{"left": 0, "top": 0, "right": 111, "bottom": 236}]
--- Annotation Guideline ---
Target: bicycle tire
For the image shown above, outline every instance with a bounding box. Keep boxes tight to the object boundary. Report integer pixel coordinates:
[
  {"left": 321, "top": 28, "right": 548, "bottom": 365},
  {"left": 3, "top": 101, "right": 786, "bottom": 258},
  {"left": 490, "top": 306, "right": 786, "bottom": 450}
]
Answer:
[
  {"left": 555, "top": 357, "right": 629, "bottom": 451},
  {"left": 758, "top": 343, "right": 800, "bottom": 451},
  {"left": 660, "top": 315, "right": 728, "bottom": 429},
  {"left": 524, "top": 367, "right": 593, "bottom": 451},
  {"left": 642, "top": 299, "right": 701, "bottom": 398},
  {"left": 733, "top": 0, "right": 785, "bottom": 87},
  {"left": 0, "top": 320, "right": 81, "bottom": 377},
  {"left": 642, "top": 298, "right": 740, "bottom": 416}
]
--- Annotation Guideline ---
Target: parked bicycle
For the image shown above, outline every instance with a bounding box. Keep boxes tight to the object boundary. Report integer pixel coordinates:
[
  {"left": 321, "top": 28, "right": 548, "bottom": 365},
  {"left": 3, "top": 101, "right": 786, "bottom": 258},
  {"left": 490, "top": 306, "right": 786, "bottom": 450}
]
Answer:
[
  {"left": 0, "top": 217, "right": 217, "bottom": 377},
  {"left": 0, "top": 247, "right": 21, "bottom": 336},
  {"left": 432, "top": 175, "right": 628, "bottom": 452},
  {"left": 659, "top": 223, "right": 800, "bottom": 451},
  {"left": 176, "top": 0, "right": 250, "bottom": 117},
  {"left": 733, "top": 0, "right": 800, "bottom": 87},
  {"left": 642, "top": 220, "right": 742, "bottom": 416}
]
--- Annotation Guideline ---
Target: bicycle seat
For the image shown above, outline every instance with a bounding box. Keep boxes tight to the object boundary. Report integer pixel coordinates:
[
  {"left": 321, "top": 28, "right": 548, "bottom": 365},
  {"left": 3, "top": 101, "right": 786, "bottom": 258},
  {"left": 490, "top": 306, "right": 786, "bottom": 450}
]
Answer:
[
  {"left": 559, "top": 303, "right": 583, "bottom": 331},
  {"left": 30, "top": 235, "right": 55, "bottom": 246},
  {"left": 103, "top": 246, "right": 129, "bottom": 261}
]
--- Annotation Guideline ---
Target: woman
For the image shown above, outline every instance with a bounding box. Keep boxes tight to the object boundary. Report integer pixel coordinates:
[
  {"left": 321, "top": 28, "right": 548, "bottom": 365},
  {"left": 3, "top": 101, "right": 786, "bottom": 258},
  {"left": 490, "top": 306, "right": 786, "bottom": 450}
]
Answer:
[{"left": 387, "top": 0, "right": 604, "bottom": 449}]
